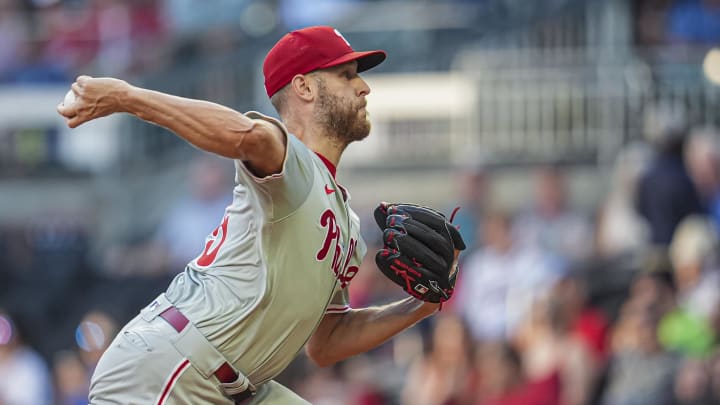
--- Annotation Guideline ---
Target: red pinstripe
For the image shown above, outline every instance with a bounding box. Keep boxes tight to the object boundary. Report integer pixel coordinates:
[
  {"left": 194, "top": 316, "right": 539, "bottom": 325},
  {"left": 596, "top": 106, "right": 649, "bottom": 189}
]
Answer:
[{"left": 156, "top": 359, "right": 190, "bottom": 405}]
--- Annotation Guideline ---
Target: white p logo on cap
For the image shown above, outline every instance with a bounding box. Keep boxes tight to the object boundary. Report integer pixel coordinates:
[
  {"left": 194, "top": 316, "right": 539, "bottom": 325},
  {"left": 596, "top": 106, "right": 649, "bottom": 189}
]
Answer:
[{"left": 333, "top": 29, "right": 351, "bottom": 47}]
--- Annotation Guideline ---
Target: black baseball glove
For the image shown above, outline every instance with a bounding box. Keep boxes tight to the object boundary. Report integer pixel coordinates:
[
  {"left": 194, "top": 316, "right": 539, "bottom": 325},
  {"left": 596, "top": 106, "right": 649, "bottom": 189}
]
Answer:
[{"left": 374, "top": 202, "right": 467, "bottom": 303}]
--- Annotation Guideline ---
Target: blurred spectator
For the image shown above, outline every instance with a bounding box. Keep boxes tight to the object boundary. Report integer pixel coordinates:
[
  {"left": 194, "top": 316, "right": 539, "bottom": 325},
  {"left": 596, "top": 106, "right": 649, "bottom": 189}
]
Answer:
[
  {"left": 614, "top": 260, "right": 715, "bottom": 357},
  {"left": 450, "top": 161, "right": 491, "bottom": 253},
  {"left": 39, "top": 1, "right": 100, "bottom": 74},
  {"left": 673, "top": 356, "right": 714, "bottom": 405},
  {"left": 93, "top": 0, "right": 138, "bottom": 75},
  {"left": 602, "top": 304, "right": 680, "bottom": 405},
  {"left": 685, "top": 127, "right": 720, "bottom": 231},
  {"left": 94, "top": 0, "right": 167, "bottom": 75},
  {"left": 7, "top": 38, "right": 70, "bottom": 84},
  {"left": 660, "top": 216, "right": 720, "bottom": 356},
  {"left": 634, "top": 0, "right": 676, "bottom": 45},
  {"left": 54, "top": 309, "right": 118, "bottom": 405},
  {"left": 595, "top": 142, "right": 652, "bottom": 259},
  {"left": 669, "top": 216, "right": 720, "bottom": 323},
  {"left": 475, "top": 342, "right": 560, "bottom": 405},
  {"left": 153, "top": 155, "right": 233, "bottom": 272},
  {"left": 707, "top": 350, "right": 720, "bottom": 402},
  {"left": 126, "top": 0, "right": 169, "bottom": 74},
  {"left": 53, "top": 350, "right": 89, "bottom": 405},
  {"left": 514, "top": 289, "right": 599, "bottom": 405},
  {"left": 0, "top": 0, "right": 28, "bottom": 80},
  {"left": 295, "top": 365, "right": 351, "bottom": 405},
  {"left": 0, "top": 310, "right": 53, "bottom": 405},
  {"left": 636, "top": 101, "right": 705, "bottom": 246},
  {"left": 340, "top": 355, "right": 393, "bottom": 405},
  {"left": 630, "top": 269, "right": 678, "bottom": 318},
  {"left": 555, "top": 276, "right": 611, "bottom": 364},
  {"left": 513, "top": 165, "right": 594, "bottom": 264},
  {"left": 668, "top": 0, "right": 720, "bottom": 45},
  {"left": 74, "top": 309, "right": 118, "bottom": 373},
  {"left": 455, "top": 210, "right": 560, "bottom": 342},
  {"left": 297, "top": 354, "right": 392, "bottom": 405},
  {"left": 402, "top": 314, "right": 476, "bottom": 405}
]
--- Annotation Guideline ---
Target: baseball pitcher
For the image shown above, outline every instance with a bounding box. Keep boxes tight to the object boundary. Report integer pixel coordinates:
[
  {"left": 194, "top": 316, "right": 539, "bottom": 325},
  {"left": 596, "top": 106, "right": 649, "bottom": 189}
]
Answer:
[{"left": 57, "top": 26, "right": 466, "bottom": 404}]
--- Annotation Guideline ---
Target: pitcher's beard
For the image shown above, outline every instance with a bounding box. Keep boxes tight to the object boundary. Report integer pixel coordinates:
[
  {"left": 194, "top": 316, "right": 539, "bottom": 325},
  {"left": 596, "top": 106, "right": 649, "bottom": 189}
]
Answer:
[{"left": 313, "top": 82, "right": 371, "bottom": 145}]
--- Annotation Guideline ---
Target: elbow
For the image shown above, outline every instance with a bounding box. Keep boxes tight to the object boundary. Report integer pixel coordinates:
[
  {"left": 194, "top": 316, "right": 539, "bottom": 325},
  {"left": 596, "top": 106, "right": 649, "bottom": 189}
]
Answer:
[
  {"left": 230, "top": 131, "right": 258, "bottom": 160},
  {"left": 305, "top": 343, "right": 338, "bottom": 368}
]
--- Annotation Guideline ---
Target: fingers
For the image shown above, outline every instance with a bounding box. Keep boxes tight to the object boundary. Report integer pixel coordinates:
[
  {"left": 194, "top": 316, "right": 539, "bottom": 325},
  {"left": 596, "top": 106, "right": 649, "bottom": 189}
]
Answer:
[
  {"left": 57, "top": 96, "right": 78, "bottom": 123},
  {"left": 57, "top": 102, "right": 76, "bottom": 119},
  {"left": 382, "top": 228, "right": 447, "bottom": 271},
  {"left": 73, "top": 76, "right": 93, "bottom": 94},
  {"left": 385, "top": 214, "right": 408, "bottom": 231},
  {"left": 373, "top": 202, "right": 391, "bottom": 230},
  {"left": 385, "top": 214, "right": 454, "bottom": 261},
  {"left": 375, "top": 247, "right": 400, "bottom": 261},
  {"left": 57, "top": 75, "right": 93, "bottom": 127},
  {"left": 450, "top": 249, "right": 460, "bottom": 279},
  {"left": 67, "top": 116, "right": 85, "bottom": 129},
  {"left": 57, "top": 104, "right": 88, "bottom": 128}
]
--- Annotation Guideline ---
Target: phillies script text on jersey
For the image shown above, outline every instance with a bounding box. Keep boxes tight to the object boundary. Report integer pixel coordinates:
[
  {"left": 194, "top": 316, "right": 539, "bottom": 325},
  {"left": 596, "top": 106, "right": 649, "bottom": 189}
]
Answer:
[
  {"left": 316, "top": 209, "right": 359, "bottom": 288},
  {"left": 196, "top": 215, "right": 230, "bottom": 267}
]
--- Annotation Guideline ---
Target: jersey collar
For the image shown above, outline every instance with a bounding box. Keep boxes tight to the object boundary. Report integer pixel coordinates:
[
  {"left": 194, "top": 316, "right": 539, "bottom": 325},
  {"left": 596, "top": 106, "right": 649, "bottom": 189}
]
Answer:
[{"left": 315, "top": 152, "right": 337, "bottom": 179}]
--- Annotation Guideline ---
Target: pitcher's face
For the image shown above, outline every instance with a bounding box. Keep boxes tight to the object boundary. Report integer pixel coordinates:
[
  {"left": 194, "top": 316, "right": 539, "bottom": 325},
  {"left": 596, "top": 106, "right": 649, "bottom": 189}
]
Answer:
[{"left": 312, "top": 61, "right": 372, "bottom": 144}]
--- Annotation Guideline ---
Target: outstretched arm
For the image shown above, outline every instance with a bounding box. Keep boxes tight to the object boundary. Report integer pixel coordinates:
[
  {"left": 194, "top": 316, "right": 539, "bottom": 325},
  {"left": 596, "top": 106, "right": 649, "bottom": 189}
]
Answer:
[
  {"left": 56, "top": 76, "right": 285, "bottom": 177},
  {"left": 305, "top": 298, "right": 439, "bottom": 367}
]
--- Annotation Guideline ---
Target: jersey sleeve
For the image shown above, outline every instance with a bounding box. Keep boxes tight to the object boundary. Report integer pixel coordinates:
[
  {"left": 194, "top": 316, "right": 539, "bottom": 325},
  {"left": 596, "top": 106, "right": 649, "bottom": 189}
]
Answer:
[
  {"left": 325, "top": 288, "right": 351, "bottom": 314},
  {"left": 234, "top": 111, "right": 315, "bottom": 221}
]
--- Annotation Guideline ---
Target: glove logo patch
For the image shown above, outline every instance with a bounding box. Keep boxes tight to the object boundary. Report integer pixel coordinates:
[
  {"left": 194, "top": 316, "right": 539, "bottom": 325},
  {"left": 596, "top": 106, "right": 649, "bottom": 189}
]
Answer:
[{"left": 414, "top": 284, "right": 429, "bottom": 294}]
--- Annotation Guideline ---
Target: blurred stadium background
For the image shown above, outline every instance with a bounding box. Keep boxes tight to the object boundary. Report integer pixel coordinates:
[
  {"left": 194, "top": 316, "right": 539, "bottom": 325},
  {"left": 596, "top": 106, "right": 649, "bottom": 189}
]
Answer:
[{"left": 2, "top": 0, "right": 720, "bottom": 404}]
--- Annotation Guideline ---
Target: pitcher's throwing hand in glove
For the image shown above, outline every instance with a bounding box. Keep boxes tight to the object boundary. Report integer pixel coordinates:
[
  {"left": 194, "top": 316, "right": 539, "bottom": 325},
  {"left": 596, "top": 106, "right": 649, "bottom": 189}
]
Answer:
[{"left": 374, "top": 203, "right": 467, "bottom": 303}]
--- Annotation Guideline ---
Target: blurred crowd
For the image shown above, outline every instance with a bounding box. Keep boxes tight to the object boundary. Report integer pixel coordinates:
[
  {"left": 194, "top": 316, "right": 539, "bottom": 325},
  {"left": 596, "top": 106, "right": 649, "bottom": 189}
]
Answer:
[
  {"left": 635, "top": 0, "right": 720, "bottom": 46},
  {"left": 2, "top": 0, "right": 720, "bottom": 405},
  {"left": 3, "top": 105, "right": 720, "bottom": 405},
  {"left": 0, "top": 0, "right": 364, "bottom": 84},
  {"left": 1, "top": 0, "right": 719, "bottom": 85},
  {"left": 0, "top": 0, "right": 167, "bottom": 84}
]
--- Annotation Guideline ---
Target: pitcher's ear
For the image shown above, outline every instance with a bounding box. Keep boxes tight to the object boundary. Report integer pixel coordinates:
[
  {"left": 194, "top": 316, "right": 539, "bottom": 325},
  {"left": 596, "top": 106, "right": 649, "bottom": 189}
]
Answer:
[{"left": 290, "top": 74, "right": 314, "bottom": 102}]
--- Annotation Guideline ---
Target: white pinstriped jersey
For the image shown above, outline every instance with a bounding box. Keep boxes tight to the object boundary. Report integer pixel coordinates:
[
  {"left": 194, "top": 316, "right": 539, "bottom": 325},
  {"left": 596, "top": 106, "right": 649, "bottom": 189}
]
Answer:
[{"left": 163, "top": 112, "right": 366, "bottom": 385}]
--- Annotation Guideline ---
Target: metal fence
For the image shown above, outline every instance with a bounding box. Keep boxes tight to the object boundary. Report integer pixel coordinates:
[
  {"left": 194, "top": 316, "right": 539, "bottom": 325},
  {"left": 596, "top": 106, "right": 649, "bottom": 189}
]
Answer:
[
  {"left": 450, "top": 48, "right": 720, "bottom": 167},
  {"left": 112, "top": 52, "right": 720, "bottom": 173}
]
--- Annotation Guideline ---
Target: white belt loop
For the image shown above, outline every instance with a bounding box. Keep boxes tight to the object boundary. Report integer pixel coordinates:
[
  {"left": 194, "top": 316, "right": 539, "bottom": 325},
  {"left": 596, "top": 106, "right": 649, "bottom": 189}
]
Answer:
[{"left": 140, "top": 294, "right": 173, "bottom": 322}]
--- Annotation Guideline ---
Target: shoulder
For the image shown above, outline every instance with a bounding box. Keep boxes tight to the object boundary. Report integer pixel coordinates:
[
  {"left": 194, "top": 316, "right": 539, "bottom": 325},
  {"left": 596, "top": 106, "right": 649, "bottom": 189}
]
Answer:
[{"left": 239, "top": 111, "right": 289, "bottom": 177}]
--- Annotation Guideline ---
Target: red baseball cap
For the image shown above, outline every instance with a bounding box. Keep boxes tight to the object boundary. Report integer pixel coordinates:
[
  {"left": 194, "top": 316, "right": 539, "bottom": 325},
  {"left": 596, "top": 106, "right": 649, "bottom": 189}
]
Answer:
[{"left": 263, "top": 26, "right": 386, "bottom": 98}]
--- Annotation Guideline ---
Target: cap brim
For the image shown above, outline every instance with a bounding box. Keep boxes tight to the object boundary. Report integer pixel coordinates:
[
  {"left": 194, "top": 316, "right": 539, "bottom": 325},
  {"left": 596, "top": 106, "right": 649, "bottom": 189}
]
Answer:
[{"left": 319, "top": 50, "right": 387, "bottom": 73}]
